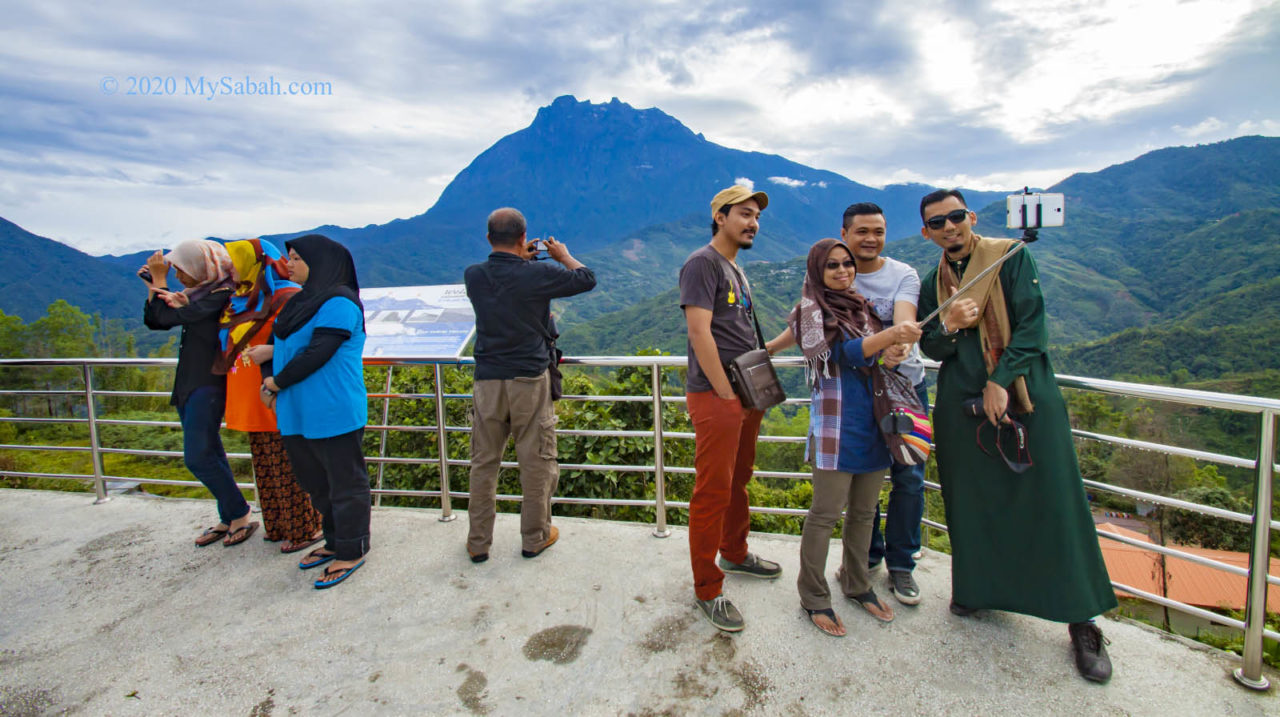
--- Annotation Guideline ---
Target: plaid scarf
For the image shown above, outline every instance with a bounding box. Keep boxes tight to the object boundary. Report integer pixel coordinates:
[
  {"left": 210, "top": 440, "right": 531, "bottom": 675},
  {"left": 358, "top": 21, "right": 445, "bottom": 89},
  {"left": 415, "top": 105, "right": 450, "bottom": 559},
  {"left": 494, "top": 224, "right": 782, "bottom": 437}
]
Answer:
[
  {"left": 787, "top": 239, "right": 880, "bottom": 469},
  {"left": 936, "top": 233, "right": 1035, "bottom": 414}
]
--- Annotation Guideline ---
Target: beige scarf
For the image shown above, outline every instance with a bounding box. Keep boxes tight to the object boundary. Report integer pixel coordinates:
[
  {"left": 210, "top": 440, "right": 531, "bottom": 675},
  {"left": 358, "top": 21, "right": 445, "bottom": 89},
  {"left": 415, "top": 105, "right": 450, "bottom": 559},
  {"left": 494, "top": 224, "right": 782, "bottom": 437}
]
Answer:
[{"left": 936, "top": 234, "right": 1034, "bottom": 414}]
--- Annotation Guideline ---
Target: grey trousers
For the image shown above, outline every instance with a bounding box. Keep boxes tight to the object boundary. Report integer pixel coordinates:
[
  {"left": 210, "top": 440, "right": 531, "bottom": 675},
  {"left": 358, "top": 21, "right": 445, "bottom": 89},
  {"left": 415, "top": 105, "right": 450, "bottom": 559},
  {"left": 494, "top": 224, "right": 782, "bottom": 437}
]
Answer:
[
  {"left": 797, "top": 468, "right": 885, "bottom": 610},
  {"left": 467, "top": 370, "right": 559, "bottom": 554}
]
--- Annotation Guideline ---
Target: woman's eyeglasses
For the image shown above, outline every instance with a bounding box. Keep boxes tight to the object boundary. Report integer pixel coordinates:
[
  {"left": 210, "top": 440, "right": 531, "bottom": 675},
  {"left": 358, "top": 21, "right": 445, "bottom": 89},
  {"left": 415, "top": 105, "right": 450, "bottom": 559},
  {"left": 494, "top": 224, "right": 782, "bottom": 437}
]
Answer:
[
  {"left": 925, "top": 209, "right": 969, "bottom": 230},
  {"left": 824, "top": 260, "right": 855, "bottom": 270}
]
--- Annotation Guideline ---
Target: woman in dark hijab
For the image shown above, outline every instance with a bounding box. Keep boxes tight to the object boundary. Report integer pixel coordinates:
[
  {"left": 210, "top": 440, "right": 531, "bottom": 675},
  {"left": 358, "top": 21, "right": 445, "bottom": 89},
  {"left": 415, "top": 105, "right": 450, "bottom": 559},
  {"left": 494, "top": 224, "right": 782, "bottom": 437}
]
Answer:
[
  {"left": 257, "top": 234, "right": 371, "bottom": 589},
  {"left": 766, "top": 238, "right": 921, "bottom": 636}
]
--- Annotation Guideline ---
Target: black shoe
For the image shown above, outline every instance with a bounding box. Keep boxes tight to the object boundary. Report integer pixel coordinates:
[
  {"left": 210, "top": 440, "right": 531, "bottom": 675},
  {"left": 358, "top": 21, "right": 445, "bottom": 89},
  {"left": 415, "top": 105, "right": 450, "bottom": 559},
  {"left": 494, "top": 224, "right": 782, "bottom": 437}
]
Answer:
[
  {"left": 888, "top": 570, "right": 921, "bottom": 606},
  {"left": 949, "top": 599, "right": 978, "bottom": 617},
  {"left": 1069, "top": 621, "right": 1112, "bottom": 684},
  {"left": 718, "top": 552, "right": 782, "bottom": 579}
]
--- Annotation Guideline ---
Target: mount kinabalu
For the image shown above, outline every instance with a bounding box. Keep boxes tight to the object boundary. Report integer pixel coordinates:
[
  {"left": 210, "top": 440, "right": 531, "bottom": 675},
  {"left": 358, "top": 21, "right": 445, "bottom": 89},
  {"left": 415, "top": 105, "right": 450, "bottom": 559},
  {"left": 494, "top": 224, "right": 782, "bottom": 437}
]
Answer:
[{"left": 252, "top": 95, "right": 1008, "bottom": 286}]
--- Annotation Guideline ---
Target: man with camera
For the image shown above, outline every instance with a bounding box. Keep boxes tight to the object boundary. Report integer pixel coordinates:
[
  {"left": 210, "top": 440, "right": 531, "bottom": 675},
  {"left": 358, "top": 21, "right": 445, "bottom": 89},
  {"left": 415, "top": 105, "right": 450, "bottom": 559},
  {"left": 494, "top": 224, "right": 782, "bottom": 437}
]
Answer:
[
  {"left": 679, "top": 185, "right": 783, "bottom": 633},
  {"left": 915, "top": 189, "right": 1116, "bottom": 683},
  {"left": 841, "top": 202, "right": 929, "bottom": 606},
  {"left": 463, "top": 207, "right": 596, "bottom": 564}
]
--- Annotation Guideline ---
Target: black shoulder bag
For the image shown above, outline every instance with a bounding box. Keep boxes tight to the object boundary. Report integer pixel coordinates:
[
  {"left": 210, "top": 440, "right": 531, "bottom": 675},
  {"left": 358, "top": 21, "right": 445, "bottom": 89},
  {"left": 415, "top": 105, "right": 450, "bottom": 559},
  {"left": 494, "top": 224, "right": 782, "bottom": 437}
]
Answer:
[{"left": 716, "top": 259, "right": 786, "bottom": 412}]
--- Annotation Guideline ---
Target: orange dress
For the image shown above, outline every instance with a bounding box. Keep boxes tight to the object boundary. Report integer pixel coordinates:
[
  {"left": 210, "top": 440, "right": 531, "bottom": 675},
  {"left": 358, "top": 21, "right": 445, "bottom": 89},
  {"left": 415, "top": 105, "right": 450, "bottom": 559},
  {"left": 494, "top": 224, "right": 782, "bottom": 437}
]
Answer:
[
  {"left": 223, "top": 311, "right": 321, "bottom": 544},
  {"left": 224, "top": 320, "right": 278, "bottom": 432}
]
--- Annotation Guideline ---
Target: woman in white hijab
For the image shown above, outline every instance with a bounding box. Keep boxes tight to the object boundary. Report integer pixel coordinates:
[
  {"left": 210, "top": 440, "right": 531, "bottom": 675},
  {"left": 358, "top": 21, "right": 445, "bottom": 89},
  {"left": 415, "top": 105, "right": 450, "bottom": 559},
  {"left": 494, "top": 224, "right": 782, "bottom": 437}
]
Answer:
[{"left": 140, "top": 240, "right": 259, "bottom": 547}]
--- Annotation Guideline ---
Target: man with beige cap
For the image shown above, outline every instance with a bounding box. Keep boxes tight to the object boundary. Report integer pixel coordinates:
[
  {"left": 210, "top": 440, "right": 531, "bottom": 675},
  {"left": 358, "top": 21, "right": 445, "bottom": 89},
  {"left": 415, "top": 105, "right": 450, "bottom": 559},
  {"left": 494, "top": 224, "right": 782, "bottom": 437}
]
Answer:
[{"left": 679, "top": 185, "right": 783, "bottom": 632}]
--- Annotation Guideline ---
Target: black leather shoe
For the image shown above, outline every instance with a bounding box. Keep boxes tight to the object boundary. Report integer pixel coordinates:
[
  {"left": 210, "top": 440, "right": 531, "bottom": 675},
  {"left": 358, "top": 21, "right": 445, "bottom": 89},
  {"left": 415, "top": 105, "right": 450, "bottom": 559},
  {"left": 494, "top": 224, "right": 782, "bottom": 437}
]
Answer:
[
  {"left": 949, "top": 599, "right": 978, "bottom": 617},
  {"left": 1069, "top": 621, "right": 1112, "bottom": 684}
]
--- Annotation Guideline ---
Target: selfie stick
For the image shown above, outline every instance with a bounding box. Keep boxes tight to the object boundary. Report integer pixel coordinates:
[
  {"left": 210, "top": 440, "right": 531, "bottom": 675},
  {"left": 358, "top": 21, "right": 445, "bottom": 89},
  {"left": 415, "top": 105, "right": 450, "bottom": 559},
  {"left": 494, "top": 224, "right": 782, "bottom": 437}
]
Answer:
[{"left": 918, "top": 192, "right": 1044, "bottom": 328}]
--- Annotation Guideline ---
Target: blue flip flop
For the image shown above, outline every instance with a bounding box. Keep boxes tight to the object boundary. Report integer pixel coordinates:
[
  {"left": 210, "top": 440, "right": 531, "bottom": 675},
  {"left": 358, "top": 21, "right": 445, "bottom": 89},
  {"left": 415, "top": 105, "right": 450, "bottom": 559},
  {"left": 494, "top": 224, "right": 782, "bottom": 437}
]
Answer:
[
  {"left": 314, "top": 559, "right": 364, "bottom": 590},
  {"left": 298, "top": 549, "right": 335, "bottom": 570}
]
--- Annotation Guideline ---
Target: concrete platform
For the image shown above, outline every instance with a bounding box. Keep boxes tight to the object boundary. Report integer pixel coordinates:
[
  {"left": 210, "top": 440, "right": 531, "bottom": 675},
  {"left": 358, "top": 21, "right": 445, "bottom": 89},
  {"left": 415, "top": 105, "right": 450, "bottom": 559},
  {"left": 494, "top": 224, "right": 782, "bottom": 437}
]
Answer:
[{"left": 0, "top": 488, "right": 1276, "bottom": 716}]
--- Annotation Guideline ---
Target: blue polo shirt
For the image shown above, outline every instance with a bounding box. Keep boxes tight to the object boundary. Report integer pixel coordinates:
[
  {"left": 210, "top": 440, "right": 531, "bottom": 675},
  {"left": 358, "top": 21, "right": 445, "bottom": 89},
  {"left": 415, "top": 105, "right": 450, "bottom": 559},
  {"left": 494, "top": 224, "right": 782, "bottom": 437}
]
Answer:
[{"left": 274, "top": 297, "right": 367, "bottom": 439}]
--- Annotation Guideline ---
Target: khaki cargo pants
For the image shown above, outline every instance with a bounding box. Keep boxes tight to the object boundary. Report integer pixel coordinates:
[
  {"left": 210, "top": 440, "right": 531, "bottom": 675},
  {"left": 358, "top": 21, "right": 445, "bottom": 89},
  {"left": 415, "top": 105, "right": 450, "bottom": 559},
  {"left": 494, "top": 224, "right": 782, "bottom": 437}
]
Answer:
[{"left": 467, "top": 370, "right": 559, "bottom": 555}]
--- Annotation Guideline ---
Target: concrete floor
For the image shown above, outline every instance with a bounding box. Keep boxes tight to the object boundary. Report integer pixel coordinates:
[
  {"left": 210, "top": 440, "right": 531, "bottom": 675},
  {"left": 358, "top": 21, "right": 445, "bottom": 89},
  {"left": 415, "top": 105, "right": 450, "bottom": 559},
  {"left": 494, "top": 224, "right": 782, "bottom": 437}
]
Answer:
[{"left": 0, "top": 488, "right": 1276, "bottom": 716}]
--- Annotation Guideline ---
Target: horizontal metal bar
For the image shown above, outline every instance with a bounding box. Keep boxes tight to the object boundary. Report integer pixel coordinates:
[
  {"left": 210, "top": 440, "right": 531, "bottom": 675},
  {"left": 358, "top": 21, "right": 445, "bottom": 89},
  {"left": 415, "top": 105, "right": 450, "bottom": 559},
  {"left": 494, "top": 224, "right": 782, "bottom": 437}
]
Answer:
[
  {"left": 95, "top": 419, "right": 181, "bottom": 428},
  {"left": 3, "top": 354, "right": 1279, "bottom": 414},
  {"left": 0, "top": 389, "right": 83, "bottom": 397},
  {"left": 96, "top": 447, "right": 253, "bottom": 461},
  {"left": 0, "top": 416, "right": 87, "bottom": 425},
  {"left": 1096, "top": 528, "right": 1280, "bottom": 587},
  {"left": 364, "top": 424, "right": 439, "bottom": 434},
  {"left": 1110, "top": 581, "right": 1280, "bottom": 642},
  {"left": 91, "top": 391, "right": 170, "bottom": 398},
  {"left": 1074, "top": 429, "right": 1267, "bottom": 472},
  {"left": 99, "top": 474, "right": 255, "bottom": 490},
  {"left": 0, "top": 469, "right": 254, "bottom": 491},
  {"left": 0, "top": 443, "right": 91, "bottom": 452},
  {"left": 1080, "top": 479, "right": 1268, "bottom": 528},
  {"left": 364, "top": 456, "right": 440, "bottom": 466},
  {"left": 1055, "top": 373, "right": 1280, "bottom": 415},
  {"left": 0, "top": 469, "right": 93, "bottom": 481}
]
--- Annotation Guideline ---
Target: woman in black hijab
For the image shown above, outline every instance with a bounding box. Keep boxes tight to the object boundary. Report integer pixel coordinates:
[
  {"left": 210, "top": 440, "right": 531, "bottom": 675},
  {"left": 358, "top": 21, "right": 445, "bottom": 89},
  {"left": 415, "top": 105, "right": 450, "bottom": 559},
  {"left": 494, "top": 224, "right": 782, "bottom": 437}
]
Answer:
[{"left": 254, "top": 235, "right": 371, "bottom": 589}]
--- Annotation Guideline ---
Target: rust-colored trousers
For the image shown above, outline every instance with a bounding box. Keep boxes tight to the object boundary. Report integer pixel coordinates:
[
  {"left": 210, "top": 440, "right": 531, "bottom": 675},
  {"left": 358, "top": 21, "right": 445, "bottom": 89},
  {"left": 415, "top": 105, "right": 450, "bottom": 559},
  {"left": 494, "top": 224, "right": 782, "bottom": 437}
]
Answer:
[{"left": 686, "top": 391, "right": 763, "bottom": 601}]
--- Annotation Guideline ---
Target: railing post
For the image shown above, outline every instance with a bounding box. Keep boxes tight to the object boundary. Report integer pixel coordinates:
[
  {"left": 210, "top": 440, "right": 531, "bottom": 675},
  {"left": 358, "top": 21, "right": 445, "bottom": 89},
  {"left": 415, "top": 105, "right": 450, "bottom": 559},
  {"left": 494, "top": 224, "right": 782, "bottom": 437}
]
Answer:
[
  {"left": 374, "top": 366, "right": 394, "bottom": 508},
  {"left": 1234, "top": 408, "right": 1276, "bottom": 690},
  {"left": 83, "top": 364, "right": 108, "bottom": 504},
  {"left": 435, "top": 362, "right": 455, "bottom": 522},
  {"left": 651, "top": 362, "right": 670, "bottom": 538}
]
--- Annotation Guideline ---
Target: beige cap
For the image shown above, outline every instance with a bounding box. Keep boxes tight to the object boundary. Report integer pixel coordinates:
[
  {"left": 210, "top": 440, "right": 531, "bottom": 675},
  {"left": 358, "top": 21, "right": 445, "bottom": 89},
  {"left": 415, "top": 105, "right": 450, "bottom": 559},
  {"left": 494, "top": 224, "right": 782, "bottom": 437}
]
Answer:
[{"left": 710, "top": 185, "right": 769, "bottom": 219}]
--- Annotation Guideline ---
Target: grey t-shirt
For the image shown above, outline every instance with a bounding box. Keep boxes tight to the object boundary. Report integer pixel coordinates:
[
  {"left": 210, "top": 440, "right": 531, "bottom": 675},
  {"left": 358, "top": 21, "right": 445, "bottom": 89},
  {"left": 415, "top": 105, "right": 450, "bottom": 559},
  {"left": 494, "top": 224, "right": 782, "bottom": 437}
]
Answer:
[
  {"left": 679, "top": 244, "right": 758, "bottom": 393},
  {"left": 855, "top": 256, "right": 926, "bottom": 386}
]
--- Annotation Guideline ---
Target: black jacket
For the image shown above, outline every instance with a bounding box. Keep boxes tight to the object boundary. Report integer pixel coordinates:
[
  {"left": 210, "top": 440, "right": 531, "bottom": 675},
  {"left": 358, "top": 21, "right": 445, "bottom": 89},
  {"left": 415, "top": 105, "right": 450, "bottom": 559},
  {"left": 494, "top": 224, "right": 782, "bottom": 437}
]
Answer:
[
  {"left": 143, "top": 290, "right": 231, "bottom": 407},
  {"left": 463, "top": 252, "right": 595, "bottom": 380}
]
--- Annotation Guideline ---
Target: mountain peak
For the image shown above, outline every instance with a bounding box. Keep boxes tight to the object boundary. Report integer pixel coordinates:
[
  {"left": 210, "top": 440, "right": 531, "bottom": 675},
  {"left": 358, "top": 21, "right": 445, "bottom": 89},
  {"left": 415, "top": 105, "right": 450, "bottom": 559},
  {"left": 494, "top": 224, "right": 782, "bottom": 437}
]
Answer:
[{"left": 530, "top": 95, "right": 696, "bottom": 142}]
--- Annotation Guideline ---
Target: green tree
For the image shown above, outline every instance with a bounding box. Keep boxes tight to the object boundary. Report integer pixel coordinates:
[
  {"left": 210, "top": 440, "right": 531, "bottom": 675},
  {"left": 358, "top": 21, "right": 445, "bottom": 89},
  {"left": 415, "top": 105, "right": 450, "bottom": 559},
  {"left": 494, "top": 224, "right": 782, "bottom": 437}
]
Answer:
[{"left": 1167, "top": 484, "right": 1252, "bottom": 551}]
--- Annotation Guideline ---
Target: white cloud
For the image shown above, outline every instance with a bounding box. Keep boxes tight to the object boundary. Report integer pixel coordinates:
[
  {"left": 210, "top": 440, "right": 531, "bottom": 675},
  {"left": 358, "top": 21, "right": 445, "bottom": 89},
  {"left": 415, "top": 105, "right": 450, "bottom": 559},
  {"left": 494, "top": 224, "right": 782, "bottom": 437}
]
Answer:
[
  {"left": 1174, "top": 117, "right": 1228, "bottom": 139},
  {"left": 768, "top": 176, "right": 806, "bottom": 188},
  {"left": 733, "top": 177, "right": 755, "bottom": 190},
  {"left": 1237, "top": 119, "right": 1280, "bottom": 136}
]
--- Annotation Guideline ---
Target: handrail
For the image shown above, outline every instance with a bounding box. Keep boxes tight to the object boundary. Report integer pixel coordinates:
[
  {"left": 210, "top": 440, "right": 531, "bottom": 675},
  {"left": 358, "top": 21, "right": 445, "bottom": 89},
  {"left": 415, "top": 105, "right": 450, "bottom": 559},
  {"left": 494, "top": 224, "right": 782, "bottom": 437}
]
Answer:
[{"left": 0, "top": 355, "right": 1275, "bottom": 688}]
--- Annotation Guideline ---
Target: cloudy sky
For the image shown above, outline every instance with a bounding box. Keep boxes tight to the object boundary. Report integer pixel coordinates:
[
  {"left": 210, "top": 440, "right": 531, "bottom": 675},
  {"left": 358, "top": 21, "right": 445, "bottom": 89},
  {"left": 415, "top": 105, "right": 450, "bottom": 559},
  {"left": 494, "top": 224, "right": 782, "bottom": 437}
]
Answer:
[{"left": 2, "top": 0, "right": 1277, "bottom": 255}]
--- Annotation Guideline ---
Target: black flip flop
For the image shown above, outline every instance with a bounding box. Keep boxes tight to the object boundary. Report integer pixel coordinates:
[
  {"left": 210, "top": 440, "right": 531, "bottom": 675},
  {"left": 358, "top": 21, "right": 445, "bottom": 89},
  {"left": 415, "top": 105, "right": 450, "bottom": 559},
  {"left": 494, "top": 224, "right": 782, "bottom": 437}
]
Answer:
[
  {"left": 195, "top": 526, "right": 229, "bottom": 547},
  {"left": 222, "top": 521, "right": 259, "bottom": 547},
  {"left": 805, "top": 607, "right": 846, "bottom": 637}
]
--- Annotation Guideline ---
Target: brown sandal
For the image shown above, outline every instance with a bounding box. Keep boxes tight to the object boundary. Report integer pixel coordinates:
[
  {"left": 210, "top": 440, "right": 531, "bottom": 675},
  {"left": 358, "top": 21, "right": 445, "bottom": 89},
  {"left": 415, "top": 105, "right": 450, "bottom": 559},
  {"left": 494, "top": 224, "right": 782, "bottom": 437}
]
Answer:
[
  {"left": 195, "top": 526, "right": 229, "bottom": 547},
  {"left": 805, "top": 607, "right": 847, "bottom": 637},
  {"left": 852, "top": 590, "right": 895, "bottom": 623},
  {"left": 281, "top": 533, "right": 323, "bottom": 554},
  {"left": 222, "top": 521, "right": 260, "bottom": 547}
]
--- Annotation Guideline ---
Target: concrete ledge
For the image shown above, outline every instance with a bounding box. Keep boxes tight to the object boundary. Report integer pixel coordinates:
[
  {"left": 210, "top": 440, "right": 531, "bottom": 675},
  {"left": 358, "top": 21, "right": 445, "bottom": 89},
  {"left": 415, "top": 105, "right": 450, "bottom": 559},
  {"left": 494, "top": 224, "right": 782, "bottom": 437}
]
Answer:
[{"left": 0, "top": 489, "right": 1275, "bottom": 715}]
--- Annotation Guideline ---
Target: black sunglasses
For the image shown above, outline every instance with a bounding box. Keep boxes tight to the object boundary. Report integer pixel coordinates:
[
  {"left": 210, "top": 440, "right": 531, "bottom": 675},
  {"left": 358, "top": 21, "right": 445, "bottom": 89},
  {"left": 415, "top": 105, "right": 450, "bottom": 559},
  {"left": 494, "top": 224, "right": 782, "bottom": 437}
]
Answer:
[
  {"left": 824, "top": 259, "right": 855, "bottom": 270},
  {"left": 925, "top": 209, "right": 969, "bottom": 230}
]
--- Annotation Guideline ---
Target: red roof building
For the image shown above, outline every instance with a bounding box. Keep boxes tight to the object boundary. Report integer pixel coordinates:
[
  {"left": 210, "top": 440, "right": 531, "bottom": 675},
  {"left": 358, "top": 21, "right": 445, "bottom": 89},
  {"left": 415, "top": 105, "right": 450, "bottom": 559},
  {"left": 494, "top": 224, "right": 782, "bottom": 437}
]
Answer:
[{"left": 1096, "top": 521, "right": 1280, "bottom": 613}]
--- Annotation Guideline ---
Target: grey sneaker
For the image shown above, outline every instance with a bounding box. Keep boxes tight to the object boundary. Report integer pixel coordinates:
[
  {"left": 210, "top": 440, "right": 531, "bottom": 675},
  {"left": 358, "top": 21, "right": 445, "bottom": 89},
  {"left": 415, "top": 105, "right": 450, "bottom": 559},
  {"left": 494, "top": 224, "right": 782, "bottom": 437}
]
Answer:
[
  {"left": 888, "top": 570, "right": 921, "bottom": 606},
  {"left": 695, "top": 594, "right": 745, "bottom": 632},
  {"left": 718, "top": 552, "right": 782, "bottom": 579}
]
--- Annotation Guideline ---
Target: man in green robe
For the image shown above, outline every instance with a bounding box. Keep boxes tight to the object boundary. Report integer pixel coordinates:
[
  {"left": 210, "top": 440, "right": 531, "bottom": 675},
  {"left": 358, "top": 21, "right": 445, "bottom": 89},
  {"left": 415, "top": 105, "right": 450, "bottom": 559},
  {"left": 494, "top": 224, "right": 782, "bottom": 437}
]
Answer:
[{"left": 915, "top": 189, "right": 1117, "bottom": 684}]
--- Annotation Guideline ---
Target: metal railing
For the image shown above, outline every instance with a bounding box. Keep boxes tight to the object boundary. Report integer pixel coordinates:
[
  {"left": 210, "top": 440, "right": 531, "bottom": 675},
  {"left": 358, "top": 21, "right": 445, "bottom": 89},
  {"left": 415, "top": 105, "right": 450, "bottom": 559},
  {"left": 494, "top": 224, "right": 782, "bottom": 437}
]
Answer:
[{"left": 0, "top": 356, "right": 1276, "bottom": 689}]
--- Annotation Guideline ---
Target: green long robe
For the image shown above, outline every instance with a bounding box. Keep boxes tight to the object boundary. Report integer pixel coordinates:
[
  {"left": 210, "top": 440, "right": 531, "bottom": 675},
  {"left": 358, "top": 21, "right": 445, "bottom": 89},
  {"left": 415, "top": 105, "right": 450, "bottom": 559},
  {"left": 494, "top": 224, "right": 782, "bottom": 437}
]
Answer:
[{"left": 918, "top": 244, "right": 1117, "bottom": 623}]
